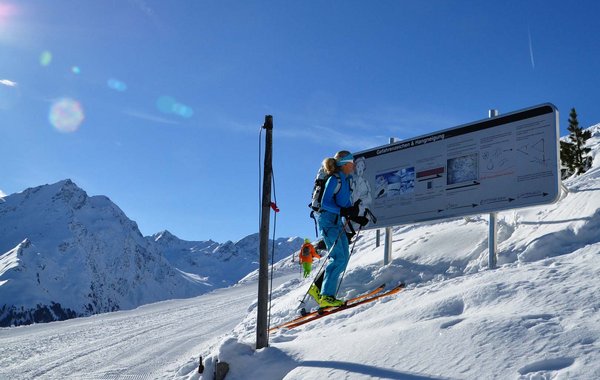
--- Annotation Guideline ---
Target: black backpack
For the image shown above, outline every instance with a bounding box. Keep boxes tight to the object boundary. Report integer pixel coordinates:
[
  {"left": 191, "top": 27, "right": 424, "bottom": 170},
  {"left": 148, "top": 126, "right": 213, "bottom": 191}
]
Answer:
[
  {"left": 309, "top": 167, "right": 341, "bottom": 212},
  {"left": 309, "top": 167, "right": 341, "bottom": 236}
]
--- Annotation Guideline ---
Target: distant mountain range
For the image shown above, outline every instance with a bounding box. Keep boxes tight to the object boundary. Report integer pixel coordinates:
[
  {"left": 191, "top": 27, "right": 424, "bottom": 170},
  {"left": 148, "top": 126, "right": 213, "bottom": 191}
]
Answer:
[{"left": 0, "top": 180, "right": 302, "bottom": 327}]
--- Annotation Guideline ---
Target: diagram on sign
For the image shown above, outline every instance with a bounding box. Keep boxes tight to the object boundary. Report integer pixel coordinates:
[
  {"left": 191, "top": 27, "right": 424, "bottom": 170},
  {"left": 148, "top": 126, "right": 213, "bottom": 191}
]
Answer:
[
  {"left": 482, "top": 148, "right": 512, "bottom": 171},
  {"left": 417, "top": 167, "right": 445, "bottom": 181},
  {"left": 375, "top": 167, "right": 415, "bottom": 199},
  {"left": 480, "top": 146, "right": 516, "bottom": 180},
  {"left": 447, "top": 153, "right": 479, "bottom": 188},
  {"left": 416, "top": 166, "right": 446, "bottom": 191},
  {"left": 517, "top": 138, "right": 547, "bottom": 167}
]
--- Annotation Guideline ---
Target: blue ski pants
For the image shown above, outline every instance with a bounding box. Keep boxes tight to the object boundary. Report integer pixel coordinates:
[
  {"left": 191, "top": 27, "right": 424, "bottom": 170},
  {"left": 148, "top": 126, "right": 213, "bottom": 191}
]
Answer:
[{"left": 317, "top": 211, "right": 349, "bottom": 297}]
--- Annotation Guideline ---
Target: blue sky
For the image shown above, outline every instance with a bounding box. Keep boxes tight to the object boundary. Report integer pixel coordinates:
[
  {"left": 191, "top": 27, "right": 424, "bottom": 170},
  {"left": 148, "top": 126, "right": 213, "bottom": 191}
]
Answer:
[{"left": 1, "top": 0, "right": 599, "bottom": 243}]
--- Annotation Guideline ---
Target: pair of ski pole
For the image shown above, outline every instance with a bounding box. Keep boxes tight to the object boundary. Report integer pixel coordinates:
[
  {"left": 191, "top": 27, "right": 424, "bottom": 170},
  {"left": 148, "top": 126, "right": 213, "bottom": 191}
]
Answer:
[
  {"left": 297, "top": 218, "right": 349, "bottom": 311},
  {"left": 334, "top": 208, "right": 379, "bottom": 294},
  {"left": 298, "top": 208, "right": 376, "bottom": 312}
]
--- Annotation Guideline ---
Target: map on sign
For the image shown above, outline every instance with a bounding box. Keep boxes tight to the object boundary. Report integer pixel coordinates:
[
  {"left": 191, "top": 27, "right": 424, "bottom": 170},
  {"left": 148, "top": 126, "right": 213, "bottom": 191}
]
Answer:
[{"left": 352, "top": 104, "right": 560, "bottom": 230}]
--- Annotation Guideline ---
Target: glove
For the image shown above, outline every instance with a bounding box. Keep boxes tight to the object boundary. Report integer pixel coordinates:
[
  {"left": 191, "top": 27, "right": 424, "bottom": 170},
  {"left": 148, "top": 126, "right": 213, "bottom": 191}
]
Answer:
[
  {"left": 346, "top": 232, "right": 356, "bottom": 242},
  {"left": 315, "top": 239, "right": 327, "bottom": 251},
  {"left": 351, "top": 215, "right": 369, "bottom": 227},
  {"left": 340, "top": 200, "right": 361, "bottom": 219}
]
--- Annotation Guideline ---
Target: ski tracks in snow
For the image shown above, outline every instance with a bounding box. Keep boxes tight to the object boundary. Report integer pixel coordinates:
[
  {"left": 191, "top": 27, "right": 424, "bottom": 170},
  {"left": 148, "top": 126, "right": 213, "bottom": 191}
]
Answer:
[{"left": 0, "top": 277, "right": 279, "bottom": 379}]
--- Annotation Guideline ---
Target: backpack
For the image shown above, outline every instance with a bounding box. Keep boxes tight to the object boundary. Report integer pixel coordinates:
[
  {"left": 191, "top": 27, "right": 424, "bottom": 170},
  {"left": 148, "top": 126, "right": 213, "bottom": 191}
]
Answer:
[
  {"left": 309, "top": 167, "right": 341, "bottom": 212},
  {"left": 301, "top": 245, "right": 311, "bottom": 257}
]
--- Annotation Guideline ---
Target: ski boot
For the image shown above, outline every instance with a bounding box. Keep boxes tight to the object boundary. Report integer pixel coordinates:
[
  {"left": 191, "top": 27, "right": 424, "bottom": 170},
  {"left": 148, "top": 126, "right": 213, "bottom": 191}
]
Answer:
[
  {"left": 318, "top": 295, "right": 345, "bottom": 308},
  {"left": 308, "top": 284, "right": 321, "bottom": 303}
]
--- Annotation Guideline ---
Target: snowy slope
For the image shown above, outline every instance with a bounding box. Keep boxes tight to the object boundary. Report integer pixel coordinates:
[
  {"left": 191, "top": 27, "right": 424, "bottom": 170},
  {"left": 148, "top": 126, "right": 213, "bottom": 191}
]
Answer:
[
  {"left": 194, "top": 124, "right": 600, "bottom": 379},
  {"left": 0, "top": 274, "right": 297, "bottom": 379},
  {"left": 1, "top": 125, "right": 599, "bottom": 379}
]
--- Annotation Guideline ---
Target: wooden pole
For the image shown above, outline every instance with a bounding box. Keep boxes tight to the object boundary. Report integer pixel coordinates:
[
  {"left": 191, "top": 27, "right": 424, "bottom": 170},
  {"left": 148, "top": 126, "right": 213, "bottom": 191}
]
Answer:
[{"left": 256, "top": 115, "right": 273, "bottom": 349}]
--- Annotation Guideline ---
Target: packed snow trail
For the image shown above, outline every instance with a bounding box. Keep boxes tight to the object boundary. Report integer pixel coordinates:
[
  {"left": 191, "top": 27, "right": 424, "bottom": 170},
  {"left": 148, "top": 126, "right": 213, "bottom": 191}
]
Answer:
[{"left": 0, "top": 274, "right": 295, "bottom": 379}]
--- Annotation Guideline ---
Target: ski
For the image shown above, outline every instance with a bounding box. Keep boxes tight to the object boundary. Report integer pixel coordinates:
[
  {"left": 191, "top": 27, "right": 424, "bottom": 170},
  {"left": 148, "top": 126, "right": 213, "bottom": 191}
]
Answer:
[
  {"left": 278, "top": 283, "right": 405, "bottom": 330},
  {"left": 269, "top": 284, "right": 386, "bottom": 332},
  {"left": 315, "top": 283, "right": 386, "bottom": 314}
]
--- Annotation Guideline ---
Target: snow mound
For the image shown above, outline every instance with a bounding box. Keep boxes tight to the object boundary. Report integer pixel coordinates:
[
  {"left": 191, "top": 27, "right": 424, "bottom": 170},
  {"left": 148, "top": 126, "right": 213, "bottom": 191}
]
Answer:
[{"left": 193, "top": 125, "right": 600, "bottom": 379}]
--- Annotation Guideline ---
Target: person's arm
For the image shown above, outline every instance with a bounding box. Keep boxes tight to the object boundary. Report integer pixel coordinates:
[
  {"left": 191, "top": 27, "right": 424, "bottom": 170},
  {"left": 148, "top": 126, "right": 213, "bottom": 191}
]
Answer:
[{"left": 311, "top": 245, "right": 321, "bottom": 259}]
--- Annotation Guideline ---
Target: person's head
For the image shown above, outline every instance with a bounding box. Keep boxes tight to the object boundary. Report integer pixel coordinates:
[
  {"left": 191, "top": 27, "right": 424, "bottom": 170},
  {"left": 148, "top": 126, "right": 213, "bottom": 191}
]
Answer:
[
  {"left": 335, "top": 150, "right": 355, "bottom": 175},
  {"left": 322, "top": 150, "right": 355, "bottom": 175},
  {"left": 304, "top": 238, "right": 310, "bottom": 244}
]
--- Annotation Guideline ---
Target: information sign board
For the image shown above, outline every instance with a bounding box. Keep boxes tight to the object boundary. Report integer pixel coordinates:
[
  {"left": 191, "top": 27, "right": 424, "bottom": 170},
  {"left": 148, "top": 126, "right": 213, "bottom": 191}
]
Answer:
[{"left": 353, "top": 104, "right": 560, "bottom": 229}]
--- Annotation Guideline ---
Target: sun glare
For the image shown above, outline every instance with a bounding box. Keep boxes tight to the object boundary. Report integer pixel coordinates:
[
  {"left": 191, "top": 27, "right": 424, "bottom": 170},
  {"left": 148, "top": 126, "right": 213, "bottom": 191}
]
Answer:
[
  {"left": 49, "top": 98, "right": 85, "bottom": 133},
  {"left": 0, "top": 2, "right": 19, "bottom": 44},
  {"left": 0, "top": 3, "right": 17, "bottom": 25}
]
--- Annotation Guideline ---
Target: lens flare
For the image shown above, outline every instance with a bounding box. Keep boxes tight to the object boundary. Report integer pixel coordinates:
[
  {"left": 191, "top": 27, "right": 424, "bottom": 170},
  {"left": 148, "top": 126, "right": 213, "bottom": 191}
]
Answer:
[
  {"left": 0, "top": 3, "right": 19, "bottom": 45},
  {"left": 107, "top": 78, "right": 127, "bottom": 92},
  {"left": 156, "top": 95, "right": 175, "bottom": 113},
  {"left": 49, "top": 98, "right": 85, "bottom": 133},
  {"left": 156, "top": 95, "right": 193, "bottom": 118},
  {"left": 40, "top": 51, "right": 52, "bottom": 66},
  {"left": 0, "top": 3, "right": 17, "bottom": 25},
  {"left": 172, "top": 103, "right": 193, "bottom": 118},
  {"left": 71, "top": 66, "right": 81, "bottom": 74}
]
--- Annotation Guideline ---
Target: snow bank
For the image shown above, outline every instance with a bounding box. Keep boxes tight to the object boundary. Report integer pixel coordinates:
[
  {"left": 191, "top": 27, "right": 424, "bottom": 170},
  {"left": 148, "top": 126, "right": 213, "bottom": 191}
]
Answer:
[{"left": 188, "top": 127, "right": 600, "bottom": 379}]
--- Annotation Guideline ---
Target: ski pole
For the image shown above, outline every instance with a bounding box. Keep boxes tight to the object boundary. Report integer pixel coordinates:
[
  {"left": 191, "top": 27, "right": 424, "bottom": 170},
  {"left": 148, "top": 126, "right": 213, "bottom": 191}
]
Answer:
[
  {"left": 334, "top": 223, "right": 363, "bottom": 296},
  {"left": 297, "top": 218, "right": 349, "bottom": 308},
  {"left": 335, "top": 208, "right": 377, "bottom": 296}
]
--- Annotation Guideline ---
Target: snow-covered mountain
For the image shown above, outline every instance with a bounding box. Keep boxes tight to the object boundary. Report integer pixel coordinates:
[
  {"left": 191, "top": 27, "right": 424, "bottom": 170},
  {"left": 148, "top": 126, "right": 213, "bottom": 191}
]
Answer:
[
  {"left": 150, "top": 230, "right": 303, "bottom": 287},
  {"left": 0, "top": 180, "right": 302, "bottom": 327},
  {"left": 2, "top": 124, "right": 600, "bottom": 379}
]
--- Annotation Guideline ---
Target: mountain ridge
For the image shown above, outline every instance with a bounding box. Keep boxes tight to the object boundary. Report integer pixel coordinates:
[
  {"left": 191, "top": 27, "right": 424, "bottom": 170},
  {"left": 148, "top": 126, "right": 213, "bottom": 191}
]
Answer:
[{"left": 0, "top": 180, "right": 302, "bottom": 327}]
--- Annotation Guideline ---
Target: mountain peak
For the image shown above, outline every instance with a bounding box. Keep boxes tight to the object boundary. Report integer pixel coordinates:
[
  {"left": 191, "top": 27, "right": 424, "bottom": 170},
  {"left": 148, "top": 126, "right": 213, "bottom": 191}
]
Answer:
[
  {"left": 18, "top": 238, "right": 30, "bottom": 250},
  {"left": 589, "top": 122, "right": 600, "bottom": 137},
  {"left": 153, "top": 230, "right": 179, "bottom": 243},
  {"left": 57, "top": 178, "right": 75, "bottom": 186},
  {"left": 50, "top": 179, "right": 88, "bottom": 210},
  {"left": 51, "top": 178, "right": 84, "bottom": 194}
]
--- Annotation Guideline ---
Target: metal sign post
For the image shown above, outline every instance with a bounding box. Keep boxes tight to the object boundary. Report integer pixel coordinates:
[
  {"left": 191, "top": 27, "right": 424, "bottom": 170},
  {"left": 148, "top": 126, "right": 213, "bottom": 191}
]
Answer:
[
  {"left": 384, "top": 138, "right": 395, "bottom": 265},
  {"left": 488, "top": 109, "right": 499, "bottom": 269},
  {"left": 384, "top": 227, "right": 392, "bottom": 265}
]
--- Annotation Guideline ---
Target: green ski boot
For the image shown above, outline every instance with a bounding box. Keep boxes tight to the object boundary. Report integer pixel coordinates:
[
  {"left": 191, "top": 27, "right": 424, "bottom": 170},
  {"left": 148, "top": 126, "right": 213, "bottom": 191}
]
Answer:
[
  {"left": 308, "top": 284, "right": 321, "bottom": 303},
  {"left": 318, "top": 295, "right": 345, "bottom": 308}
]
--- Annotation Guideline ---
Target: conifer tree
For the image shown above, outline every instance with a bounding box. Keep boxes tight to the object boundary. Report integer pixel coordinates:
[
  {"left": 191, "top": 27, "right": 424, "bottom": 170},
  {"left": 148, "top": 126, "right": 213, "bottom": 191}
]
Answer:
[
  {"left": 560, "top": 140, "right": 574, "bottom": 170},
  {"left": 565, "top": 108, "right": 592, "bottom": 175}
]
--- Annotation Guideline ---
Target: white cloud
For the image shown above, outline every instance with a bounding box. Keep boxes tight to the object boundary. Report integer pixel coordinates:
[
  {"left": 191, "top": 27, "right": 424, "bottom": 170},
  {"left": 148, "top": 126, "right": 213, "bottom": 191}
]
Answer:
[
  {"left": 0, "top": 189, "right": 7, "bottom": 198},
  {"left": 123, "top": 109, "right": 180, "bottom": 125},
  {"left": 528, "top": 27, "right": 536, "bottom": 69},
  {"left": 129, "top": 0, "right": 165, "bottom": 33},
  {"left": 0, "top": 79, "right": 17, "bottom": 87},
  {"left": 276, "top": 105, "right": 461, "bottom": 151},
  {"left": 278, "top": 123, "right": 383, "bottom": 152}
]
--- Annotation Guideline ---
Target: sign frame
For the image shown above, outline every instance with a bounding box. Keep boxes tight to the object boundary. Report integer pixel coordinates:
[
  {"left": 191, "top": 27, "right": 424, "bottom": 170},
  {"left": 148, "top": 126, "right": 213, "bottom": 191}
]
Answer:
[{"left": 353, "top": 103, "right": 560, "bottom": 230}]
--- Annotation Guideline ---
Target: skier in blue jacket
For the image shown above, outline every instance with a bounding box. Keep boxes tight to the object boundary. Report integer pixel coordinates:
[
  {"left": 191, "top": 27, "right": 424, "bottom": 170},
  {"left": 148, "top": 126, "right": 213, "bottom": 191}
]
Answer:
[{"left": 310, "top": 150, "right": 368, "bottom": 307}]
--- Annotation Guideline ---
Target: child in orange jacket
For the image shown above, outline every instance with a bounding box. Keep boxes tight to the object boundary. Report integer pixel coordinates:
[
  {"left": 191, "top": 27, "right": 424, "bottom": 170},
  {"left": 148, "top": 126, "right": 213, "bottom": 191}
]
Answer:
[{"left": 299, "top": 239, "right": 321, "bottom": 278}]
